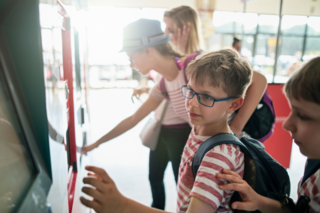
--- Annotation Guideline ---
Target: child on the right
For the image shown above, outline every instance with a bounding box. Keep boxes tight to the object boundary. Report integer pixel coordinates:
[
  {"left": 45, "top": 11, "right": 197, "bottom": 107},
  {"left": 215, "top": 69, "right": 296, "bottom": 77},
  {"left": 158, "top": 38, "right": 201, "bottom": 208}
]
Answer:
[{"left": 217, "top": 57, "right": 320, "bottom": 213}]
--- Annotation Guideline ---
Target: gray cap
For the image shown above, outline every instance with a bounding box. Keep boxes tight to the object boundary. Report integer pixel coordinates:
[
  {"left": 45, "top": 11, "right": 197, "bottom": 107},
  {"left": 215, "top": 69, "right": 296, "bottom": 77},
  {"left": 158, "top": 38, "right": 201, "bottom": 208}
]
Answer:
[{"left": 119, "top": 18, "right": 171, "bottom": 52}]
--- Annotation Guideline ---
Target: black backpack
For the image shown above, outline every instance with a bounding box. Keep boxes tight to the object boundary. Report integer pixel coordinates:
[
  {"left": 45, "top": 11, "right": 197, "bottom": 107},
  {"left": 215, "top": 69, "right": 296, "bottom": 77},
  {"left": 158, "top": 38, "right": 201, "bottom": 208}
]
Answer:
[
  {"left": 192, "top": 133, "right": 291, "bottom": 213},
  {"left": 235, "top": 91, "right": 275, "bottom": 143}
]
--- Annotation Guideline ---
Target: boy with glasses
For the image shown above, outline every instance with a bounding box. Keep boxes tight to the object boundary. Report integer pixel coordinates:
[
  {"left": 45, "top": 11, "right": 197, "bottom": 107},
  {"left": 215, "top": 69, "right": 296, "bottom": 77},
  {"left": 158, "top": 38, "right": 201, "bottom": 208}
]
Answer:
[{"left": 80, "top": 49, "right": 253, "bottom": 213}]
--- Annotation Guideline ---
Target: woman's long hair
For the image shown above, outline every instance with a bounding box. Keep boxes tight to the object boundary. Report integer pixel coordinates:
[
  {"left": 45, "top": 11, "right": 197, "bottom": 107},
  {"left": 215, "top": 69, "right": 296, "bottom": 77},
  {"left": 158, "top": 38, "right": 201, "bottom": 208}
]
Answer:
[{"left": 164, "top": 6, "right": 202, "bottom": 55}]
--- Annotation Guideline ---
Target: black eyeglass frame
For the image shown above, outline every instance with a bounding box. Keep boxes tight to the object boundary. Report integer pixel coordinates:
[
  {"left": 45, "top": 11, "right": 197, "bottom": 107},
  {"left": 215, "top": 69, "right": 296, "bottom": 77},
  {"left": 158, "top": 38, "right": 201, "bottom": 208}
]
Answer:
[{"left": 181, "top": 85, "right": 238, "bottom": 107}]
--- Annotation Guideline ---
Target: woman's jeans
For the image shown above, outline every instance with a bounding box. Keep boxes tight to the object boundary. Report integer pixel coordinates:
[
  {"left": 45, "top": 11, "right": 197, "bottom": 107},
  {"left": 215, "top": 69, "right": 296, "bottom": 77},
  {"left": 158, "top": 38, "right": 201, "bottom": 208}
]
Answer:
[{"left": 149, "top": 125, "right": 191, "bottom": 210}]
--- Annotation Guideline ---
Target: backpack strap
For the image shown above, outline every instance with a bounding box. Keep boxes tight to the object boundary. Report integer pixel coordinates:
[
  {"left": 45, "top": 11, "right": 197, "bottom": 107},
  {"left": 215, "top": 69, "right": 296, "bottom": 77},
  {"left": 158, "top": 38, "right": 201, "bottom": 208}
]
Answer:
[
  {"left": 301, "top": 159, "right": 320, "bottom": 186},
  {"left": 160, "top": 53, "right": 201, "bottom": 100},
  {"left": 182, "top": 53, "right": 201, "bottom": 83},
  {"left": 192, "top": 133, "right": 249, "bottom": 178},
  {"left": 159, "top": 77, "right": 169, "bottom": 100}
]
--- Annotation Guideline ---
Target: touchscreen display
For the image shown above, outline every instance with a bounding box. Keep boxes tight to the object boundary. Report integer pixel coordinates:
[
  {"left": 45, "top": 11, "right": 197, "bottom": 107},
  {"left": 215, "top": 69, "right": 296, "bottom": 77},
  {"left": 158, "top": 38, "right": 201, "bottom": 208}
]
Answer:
[{"left": 0, "top": 79, "right": 37, "bottom": 213}]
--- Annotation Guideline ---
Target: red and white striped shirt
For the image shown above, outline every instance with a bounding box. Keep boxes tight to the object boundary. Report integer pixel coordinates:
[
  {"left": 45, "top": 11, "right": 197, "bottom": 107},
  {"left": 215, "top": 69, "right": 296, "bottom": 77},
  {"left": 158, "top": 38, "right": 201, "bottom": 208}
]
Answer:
[
  {"left": 149, "top": 69, "right": 190, "bottom": 125},
  {"left": 176, "top": 128, "right": 245, "bottom": 213},
  {"left": 298, "top": 163, "right": 320, "bottom": 213}
]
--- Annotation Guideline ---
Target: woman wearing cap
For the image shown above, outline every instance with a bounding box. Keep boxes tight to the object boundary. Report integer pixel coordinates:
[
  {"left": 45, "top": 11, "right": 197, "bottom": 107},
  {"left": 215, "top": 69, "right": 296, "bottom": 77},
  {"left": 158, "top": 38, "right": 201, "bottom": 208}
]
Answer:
[
  {"left": 129, "top": 8, "right": 202, "bottom": 209},
  {"left": 81, "top": 18, "right": 267, "bottom": 210},
  {"left": 82, "top": 18, "right": 192, "bottom": 210}
]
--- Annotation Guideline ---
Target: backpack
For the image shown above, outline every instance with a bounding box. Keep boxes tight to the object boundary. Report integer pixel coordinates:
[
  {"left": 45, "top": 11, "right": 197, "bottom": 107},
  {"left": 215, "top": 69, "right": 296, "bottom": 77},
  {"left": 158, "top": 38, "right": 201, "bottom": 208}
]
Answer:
[
  {"left": 236, "top": 91, "right": 275, "bottom": 143},
  {"left": 192, "top": 133, "right": 291, "bottom": 213},
  {"left": 159, "top": 53, "right": 201, "bottom": 99}
]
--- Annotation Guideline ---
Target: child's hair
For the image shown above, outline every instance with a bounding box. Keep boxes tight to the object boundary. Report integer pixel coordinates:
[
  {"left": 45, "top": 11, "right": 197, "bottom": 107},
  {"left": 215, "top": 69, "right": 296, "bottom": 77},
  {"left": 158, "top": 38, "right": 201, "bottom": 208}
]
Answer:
[
  {"left": 186, "top": 49, "right": 253, "bottom": 98},
  {"left": 284, "top": 57, "right": 320, "bottom": 104},
  {"left": 135, "top": 43, "right": 182, "bottom": 58},
  {"left": 232, "top": 37, "right": 241, "bottom": 47},
  {"left": 164, "top": 6, "right": 202, "bottom": 55},
  {"left": 153, "top": 43, "right": 183, "bottom": 58}
]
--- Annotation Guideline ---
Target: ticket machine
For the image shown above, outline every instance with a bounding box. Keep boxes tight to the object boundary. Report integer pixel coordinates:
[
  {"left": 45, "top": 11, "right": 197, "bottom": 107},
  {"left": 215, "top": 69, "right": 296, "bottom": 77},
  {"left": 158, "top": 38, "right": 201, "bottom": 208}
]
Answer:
[{"left": 0, "top": 0, "right": 90, "bottom": 212}]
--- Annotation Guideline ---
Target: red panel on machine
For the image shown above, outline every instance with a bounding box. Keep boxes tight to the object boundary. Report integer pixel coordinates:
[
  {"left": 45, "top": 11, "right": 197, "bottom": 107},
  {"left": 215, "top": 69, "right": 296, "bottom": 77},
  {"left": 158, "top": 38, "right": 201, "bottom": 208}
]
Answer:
[{"left": 264, "top": 84, "right": 292, "bottom": 168}]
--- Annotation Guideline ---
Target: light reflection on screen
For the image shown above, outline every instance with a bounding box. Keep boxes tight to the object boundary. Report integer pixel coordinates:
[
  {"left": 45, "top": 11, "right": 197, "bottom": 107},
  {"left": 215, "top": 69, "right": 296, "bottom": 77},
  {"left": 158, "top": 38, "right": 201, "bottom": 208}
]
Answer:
[{"left": 0, "top": 79, "right": 37, "bottom": 213}]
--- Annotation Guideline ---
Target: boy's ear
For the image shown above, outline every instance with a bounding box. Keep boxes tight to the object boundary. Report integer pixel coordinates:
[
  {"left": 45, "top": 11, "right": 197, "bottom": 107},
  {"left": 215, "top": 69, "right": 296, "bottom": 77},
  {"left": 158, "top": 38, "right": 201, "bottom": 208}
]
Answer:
[{"left": 227, "top": 97, "right": 244, "bottom": 113}]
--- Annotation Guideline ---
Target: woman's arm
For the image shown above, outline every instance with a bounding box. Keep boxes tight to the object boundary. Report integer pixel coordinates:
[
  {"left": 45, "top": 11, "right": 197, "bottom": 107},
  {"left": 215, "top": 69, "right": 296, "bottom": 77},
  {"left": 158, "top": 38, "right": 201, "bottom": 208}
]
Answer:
[
  {"left": 217, "top": 169, "right": 293, "bottom": 213},
  {"left": 81, "top": 166, "right": 171, "bottom": 213},
  {"left": 230, "top": 71, "right": 267, "bottom": 135},
  {"left": 81, "top": 96, "right": 162, "bottom": 154}
]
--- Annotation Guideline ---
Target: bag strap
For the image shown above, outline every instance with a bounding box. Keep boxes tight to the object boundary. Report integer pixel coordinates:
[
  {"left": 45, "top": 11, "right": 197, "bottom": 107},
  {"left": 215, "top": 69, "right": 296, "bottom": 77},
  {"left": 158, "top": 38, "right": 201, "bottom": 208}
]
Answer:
[
  {"left": 159, "top": 77, "right": 168, "bottom": 99},
  {"left": 192, "top": 133, "right": 248, "bottom": 178},
  {"left": 160, "top": 53, "right": 201, "bottom": 100},
  {"left": 301, "top": 159, "right": 320, "bottom": 186}
]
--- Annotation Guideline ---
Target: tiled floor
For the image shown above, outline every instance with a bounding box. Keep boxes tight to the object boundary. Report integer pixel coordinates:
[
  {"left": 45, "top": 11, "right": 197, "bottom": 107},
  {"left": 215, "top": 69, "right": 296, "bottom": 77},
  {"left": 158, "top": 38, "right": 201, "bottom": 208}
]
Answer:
[{"left": 87, "top": 88, "right": 307, "bottom": 211}]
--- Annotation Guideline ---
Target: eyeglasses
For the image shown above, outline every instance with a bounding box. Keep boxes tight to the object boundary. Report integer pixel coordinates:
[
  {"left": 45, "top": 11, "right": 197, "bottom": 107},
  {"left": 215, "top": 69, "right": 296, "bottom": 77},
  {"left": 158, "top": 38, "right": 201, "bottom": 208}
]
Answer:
[
  {"left": 127, "top": 51, "right": 139, "bottom": 64},
  {"left": 181, "top": 85, "right": 237, "bottom": 107}
]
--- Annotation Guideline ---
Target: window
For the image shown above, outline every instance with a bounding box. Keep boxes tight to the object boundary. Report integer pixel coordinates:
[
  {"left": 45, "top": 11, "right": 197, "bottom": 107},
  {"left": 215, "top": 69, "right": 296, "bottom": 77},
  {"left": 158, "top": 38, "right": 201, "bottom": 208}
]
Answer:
[
  {"left": 258, "top": 15, "right": 279, "bottom": 34},
  {"left": 213, "top": 11, "right": 235, "bottom": 33},
  {"left": 281, "top": 15, "right": 307, "bottom": 36},
  {"left": 307, "top": 17, "right": 320, "bottom": 36},
  {"left": 212, "top": 11, "right": 320, "bottom": 83},
  {"left": 253, "top": 34, "right": 277, "bottom": 80},
  {"left": 304, "top": 38, "right": 320, "bottom": 60},
  {"left": 273, "top": 15, "right": 319, "bottom": 83}
]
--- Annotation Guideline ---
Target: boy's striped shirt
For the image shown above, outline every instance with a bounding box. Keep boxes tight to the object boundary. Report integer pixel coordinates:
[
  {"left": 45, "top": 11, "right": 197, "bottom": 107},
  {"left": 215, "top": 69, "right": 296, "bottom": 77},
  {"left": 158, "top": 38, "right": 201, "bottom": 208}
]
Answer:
[
  {"left": 176, "top": 128, "right": 245, "bottom": 213},
  {"left": 298, "top": 163, "right": 320, "bottom": 213}
]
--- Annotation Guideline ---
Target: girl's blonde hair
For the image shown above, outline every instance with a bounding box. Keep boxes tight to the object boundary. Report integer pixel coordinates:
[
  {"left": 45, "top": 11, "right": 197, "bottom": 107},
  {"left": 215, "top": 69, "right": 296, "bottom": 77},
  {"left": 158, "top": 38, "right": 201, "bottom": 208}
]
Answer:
[{"left": 164, "top": 6, "right": 202, "bottom": 55}]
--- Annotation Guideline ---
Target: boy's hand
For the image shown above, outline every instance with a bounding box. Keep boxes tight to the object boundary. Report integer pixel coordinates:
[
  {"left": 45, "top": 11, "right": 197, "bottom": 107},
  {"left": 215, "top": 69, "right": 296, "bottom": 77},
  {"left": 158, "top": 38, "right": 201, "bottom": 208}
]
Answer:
[
  {"left": 217, "top": 169, "right": 261, "bottom": 211},
  {"left": 81, "top": 143, "right": 99, "bottom": 155},
  {"left": 80, "top": 166, "right": 127, "bottom": 213}
]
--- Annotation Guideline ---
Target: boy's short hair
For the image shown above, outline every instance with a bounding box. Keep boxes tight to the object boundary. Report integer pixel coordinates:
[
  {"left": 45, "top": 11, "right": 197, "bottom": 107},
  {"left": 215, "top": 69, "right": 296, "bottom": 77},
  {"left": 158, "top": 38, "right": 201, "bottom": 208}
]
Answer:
[
  {"left": 186, "top": 49, "right": 253, "bottom": 98},
  {"left": 284, "top": 57, "right": 320, "bottom": 104}
]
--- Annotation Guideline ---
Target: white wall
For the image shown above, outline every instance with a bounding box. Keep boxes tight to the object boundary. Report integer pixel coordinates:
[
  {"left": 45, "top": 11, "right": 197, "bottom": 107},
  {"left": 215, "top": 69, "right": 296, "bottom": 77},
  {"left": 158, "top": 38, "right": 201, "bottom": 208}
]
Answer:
[{"left": 89, "top": 0, "right": 196, "bottom": 9}]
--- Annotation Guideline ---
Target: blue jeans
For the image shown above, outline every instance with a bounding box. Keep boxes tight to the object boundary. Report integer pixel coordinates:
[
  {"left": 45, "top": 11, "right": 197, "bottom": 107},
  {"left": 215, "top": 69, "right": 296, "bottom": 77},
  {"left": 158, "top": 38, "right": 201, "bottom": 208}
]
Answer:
[{"left": 149, "top": 126, "right": 191, "bottom": 210}]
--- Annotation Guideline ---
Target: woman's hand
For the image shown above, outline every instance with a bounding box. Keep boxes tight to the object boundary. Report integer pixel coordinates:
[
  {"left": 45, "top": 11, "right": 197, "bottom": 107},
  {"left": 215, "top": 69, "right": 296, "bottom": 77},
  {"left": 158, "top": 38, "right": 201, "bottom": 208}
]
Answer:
[
  {"left": 80, "top": 166, "right": 128, "bottom": 213},
  {"left": 131, "top": 87, "right": 149, "bottom": 102},
  {"left": 217, "top": 169, "right": 261, "bottom": 211},
  {"left": 174, "top": 23, "right": 191, "bottom": 54}
]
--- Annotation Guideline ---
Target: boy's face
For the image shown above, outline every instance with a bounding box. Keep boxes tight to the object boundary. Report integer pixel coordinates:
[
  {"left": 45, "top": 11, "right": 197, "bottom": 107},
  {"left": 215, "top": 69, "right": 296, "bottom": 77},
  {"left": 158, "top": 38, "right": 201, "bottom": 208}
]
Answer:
[
  {"left": 283, "top": 97, "right": 320, "bottom": 159},
  {"left": 185, "top": 78, "right": 239, "bottom": 128}
]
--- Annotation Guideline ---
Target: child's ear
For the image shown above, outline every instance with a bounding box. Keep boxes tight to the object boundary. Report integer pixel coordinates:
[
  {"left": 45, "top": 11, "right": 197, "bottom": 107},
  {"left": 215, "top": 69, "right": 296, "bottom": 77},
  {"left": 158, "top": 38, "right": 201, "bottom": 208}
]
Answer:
[{"left": 227, "top": 97, "right": 244, "bottom": 113}]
